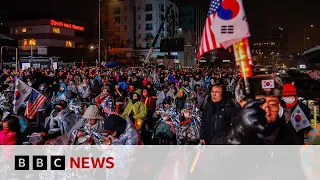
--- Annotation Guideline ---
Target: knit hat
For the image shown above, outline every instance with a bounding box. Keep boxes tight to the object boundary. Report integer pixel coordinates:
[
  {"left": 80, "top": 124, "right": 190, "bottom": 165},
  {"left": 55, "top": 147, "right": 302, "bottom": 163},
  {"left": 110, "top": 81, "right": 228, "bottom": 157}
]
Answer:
[
  {"left": 235, "top": 74, "right": 283, "bottom": 103},
  {"left": 104, "top": 115, "right": 127, "bottom": 137},
  {"left": 82, "top": 105, "right": 105, "bottom": 120},
  {"left": 282, "top": 83, "right": 297, "bottom": 96}
]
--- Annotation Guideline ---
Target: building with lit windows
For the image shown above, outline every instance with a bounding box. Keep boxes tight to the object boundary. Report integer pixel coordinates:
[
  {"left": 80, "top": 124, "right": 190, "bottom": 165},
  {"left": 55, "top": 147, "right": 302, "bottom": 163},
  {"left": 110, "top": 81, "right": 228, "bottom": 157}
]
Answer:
[
  {"left": 3, "top": 19, "right": 86, "bottom": 66},
  {"left": 5, "top": 19, "right": 84, "bottom": 49},
  {"left": 250, "top": 25, "right": 289, "bottom": 66},
  {"left": 106, "top": 0, "right": 181, "bottom": 65}
]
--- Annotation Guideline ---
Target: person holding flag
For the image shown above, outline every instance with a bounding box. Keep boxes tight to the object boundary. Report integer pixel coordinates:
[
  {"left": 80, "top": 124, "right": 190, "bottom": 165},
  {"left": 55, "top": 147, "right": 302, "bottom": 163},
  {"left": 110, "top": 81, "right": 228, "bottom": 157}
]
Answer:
[{"left": 279, "top": 83, "right": 311, "bottom": 144}]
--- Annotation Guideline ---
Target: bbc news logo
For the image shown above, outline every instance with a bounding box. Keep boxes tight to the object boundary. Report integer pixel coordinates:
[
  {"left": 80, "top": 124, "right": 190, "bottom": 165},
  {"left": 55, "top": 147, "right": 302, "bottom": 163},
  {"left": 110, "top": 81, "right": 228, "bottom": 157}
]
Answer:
[{"left": 15, "top": 156, "right": 115, "bottom": 170}]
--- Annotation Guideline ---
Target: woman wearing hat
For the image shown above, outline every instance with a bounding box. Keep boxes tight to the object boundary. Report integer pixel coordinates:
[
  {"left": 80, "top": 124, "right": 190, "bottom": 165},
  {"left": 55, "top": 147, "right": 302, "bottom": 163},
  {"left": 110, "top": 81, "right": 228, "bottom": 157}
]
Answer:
[
  {"left": 121, "top": 89, "right": 147, "bottom": 131},
  {"left": 69, "top": 105, "right": 105, "bottom": 145}
]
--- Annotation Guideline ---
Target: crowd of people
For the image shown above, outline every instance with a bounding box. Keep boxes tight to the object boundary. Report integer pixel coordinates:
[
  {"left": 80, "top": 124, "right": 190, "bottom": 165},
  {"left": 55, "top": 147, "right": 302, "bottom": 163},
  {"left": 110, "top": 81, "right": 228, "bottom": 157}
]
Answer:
[{"left": 0, "top": 64, "right": 317, "bottom": 145}]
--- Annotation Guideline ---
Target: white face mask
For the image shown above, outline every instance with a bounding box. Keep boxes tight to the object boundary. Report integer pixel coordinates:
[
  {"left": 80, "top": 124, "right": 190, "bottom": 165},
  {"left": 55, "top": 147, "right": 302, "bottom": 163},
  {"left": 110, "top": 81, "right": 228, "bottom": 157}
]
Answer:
[{"left": 282, "top": 97, "right": 296, "bottom": 104}]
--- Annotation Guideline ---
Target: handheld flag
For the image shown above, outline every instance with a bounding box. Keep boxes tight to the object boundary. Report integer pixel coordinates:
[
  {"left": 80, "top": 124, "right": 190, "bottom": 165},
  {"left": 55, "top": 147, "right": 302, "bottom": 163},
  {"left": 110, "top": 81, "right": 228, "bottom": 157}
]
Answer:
[
  {"left": 13, "top": 79, "right": 32, "bottom": 112},
  {"left": 25, "top": 89, "right": 47, "bottom": 119},
  {"left": 291, "top": 105, "right": 311, "bottom": 132},
  {"left": 198, "top": 0, "right": 250, "bottom": 58}
]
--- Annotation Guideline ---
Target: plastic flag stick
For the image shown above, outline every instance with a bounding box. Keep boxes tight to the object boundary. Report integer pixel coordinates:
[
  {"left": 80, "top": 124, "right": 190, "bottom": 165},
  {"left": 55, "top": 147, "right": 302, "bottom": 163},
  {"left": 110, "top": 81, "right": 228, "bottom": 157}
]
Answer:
[{"left": 314, "top": 106, "right": 317, "bottom": 127}]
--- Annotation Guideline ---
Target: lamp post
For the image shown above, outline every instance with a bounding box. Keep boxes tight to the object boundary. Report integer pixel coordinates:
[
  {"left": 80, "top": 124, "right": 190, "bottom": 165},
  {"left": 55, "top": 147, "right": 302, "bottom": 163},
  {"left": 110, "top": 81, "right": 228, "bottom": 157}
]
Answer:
[{"left": 304, "top": 24, "right": 314, "bottom": 50}]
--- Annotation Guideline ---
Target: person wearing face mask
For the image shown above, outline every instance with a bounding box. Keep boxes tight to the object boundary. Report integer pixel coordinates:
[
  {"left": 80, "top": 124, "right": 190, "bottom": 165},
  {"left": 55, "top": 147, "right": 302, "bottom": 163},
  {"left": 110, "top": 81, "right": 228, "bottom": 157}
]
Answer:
[
  {"left": 69, "top": 105, "right": 105, "bottom": 145},
  {"left": 57, "top": 82, "right": 68, "bottom": 100},
  {"left": 278, "top": 83, "right": 311, "bottom": 144},
  {"left": 121, "top": 89, "right": 147, "bottom": 131}
]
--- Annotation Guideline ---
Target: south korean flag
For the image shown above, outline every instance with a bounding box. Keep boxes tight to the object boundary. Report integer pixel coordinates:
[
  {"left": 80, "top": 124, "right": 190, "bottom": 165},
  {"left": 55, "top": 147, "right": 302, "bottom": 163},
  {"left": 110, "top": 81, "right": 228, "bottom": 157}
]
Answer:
[{"left": 291, "top": 105, "right": 311, "bottom": 132}]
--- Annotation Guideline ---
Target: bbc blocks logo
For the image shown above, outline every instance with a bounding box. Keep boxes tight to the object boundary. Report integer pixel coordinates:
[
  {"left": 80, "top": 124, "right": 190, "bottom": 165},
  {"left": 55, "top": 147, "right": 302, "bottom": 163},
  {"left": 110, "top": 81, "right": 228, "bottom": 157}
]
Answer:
[{"left": 15, "top": 155, "right": 114, "bottom": 170}]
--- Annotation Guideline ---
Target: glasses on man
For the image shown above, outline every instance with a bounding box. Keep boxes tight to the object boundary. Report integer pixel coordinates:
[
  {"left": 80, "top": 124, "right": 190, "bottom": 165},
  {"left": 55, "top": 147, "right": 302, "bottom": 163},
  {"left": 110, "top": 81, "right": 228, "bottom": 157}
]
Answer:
[{"left": 260, "top": 101, "right": 280, "bottom": 112}]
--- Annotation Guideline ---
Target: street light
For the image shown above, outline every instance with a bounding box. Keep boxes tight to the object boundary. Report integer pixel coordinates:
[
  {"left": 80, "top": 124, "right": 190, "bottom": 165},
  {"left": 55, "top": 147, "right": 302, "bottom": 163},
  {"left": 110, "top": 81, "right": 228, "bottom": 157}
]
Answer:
[{"left": 90, "top": 45, "right": 95, "bottom": 50}]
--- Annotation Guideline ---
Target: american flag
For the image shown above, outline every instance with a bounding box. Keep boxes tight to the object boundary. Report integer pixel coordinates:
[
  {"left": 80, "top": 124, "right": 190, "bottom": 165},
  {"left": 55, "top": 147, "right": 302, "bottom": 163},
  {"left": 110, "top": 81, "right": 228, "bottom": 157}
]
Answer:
[
  {"left": 198, "top": 0, "right": 222, "bottom": 58},
  {"left": 25, "top": 89, "right": 47, "bottom": 119}
]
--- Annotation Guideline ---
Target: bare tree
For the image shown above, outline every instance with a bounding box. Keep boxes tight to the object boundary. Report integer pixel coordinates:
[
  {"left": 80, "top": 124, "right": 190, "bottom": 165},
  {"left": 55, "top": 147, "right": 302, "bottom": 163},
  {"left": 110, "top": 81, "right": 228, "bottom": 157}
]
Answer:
[{"left": 184, "top": 30, "right": 198, "bottom": 67}]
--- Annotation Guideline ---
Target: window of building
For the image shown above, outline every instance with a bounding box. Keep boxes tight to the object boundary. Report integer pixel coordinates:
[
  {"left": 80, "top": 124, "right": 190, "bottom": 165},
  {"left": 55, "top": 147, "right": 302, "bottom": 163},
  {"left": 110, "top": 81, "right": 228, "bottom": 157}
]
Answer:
[
  {"left": 66, "top": 41, "right": 73, "bottom": 47},
  {"left": 146, "top": 33, "right": 153, "bottom": 38},
  {"left": 139, "top": 25, "right": 141, "bottom": 29},
  {"left": 114, "top": 17, "right": 120, "bottom": 23},
  {"left": 139, "top": 34, "right": 141, "bottom": 38},
  {"left": 125, "top": 25, "right": 127, "bottom": 30},
  {"left": 146, "top": 24, "right": 153, "bottom": 30},
  {"left": 28, "top": 28, "right": 33, "bottom": 32},
  {"left": 138, "top": 6, "right": 140, "bottom": 10},
  {"left": 145, "top": 4, "right": 152, "bottom": 11},
  {"left": 146, "top": 14, "right": 152, "bottom": 21},
  {"left": 113, "top": 7, "right": 120, "bottom": 14},
  {"left": 53, "top": 27, "right": 60, "bottom": 33},
  {"left": 161, "top": 14, "right": 164, "bottom": 20},
  {"left": 125, "top": 7, "right": 127, "bottom": 11},
  {"left": 15, "top": 29, "right": 19, "bottom": 33},
  {"left": 125, "top": 16, "right": 127, "bottom": 21},
  {"left": 29, "top": 39, "right": 36, "bottom": 46},
  {"left": 161, "top": 4, "right": 164, "bottom": 12},
  {"left": 22, "top": 28, "right": 27, "bottom": 33},
  {"left": 146, "top": 43, "right": 152, "bottom": 48},
  {"left": 139, "top": 15, "right": 140, "bottom": 20}
]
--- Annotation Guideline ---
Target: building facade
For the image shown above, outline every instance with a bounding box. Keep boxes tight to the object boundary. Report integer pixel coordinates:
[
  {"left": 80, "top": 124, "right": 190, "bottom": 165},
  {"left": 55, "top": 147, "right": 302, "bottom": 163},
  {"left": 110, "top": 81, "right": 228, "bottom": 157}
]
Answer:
[
  {"left": 179, "top": 5, "right": 206, "bottom": 44},
  {"left": 107, "top": 0, "right": 179, "bottom": 49},
  {"left": 250, "top": 26, "right": 289, "bottom": 66},
  {"left": 5, "top": 19, "right": 85, "bottom": 50}
]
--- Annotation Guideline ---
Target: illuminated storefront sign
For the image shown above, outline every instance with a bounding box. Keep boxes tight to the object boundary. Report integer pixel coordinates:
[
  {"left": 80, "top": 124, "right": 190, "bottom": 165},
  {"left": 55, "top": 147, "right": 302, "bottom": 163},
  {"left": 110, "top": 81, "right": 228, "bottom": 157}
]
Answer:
[{"left": 50, "top": 20, "right": 85, "bottom": 31}]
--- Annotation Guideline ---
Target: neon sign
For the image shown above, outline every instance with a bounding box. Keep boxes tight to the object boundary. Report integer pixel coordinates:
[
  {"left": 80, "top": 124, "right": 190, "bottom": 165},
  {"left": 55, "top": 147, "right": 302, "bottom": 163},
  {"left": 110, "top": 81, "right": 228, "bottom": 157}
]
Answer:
[{"left": 50, "top": 20, "right": 85, "bottom": 31}]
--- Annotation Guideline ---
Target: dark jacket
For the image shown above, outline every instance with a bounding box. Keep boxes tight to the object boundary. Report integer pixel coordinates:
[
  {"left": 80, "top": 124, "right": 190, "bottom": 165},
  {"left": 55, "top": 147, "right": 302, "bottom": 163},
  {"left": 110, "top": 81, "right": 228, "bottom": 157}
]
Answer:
[
  {"left": 200, "top": 99, "right": 238, "bottom": 144},
  {"left": 276, "top": 101, "right": 311, "bottom": 145}
]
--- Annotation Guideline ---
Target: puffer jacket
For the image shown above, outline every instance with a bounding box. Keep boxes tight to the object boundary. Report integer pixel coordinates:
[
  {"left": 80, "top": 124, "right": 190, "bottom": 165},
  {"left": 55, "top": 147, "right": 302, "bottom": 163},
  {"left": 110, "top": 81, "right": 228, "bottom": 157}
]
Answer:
[{"left": 0, "top": 129, "right": 16, "bottom": 145}]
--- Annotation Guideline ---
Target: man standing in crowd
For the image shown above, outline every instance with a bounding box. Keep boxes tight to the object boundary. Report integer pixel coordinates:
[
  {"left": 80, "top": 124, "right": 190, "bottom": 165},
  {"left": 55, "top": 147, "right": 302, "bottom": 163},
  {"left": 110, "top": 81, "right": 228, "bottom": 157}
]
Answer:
[{"left": 200, "top": 82, "right": 238, "bottom": 145}]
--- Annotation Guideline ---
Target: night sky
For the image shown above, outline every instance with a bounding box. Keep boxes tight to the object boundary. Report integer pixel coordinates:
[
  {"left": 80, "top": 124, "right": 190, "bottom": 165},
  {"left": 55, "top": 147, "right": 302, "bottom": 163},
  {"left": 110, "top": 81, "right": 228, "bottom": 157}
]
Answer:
[{"left": 1, "top": 0, "right": 320, "bottom": 53}]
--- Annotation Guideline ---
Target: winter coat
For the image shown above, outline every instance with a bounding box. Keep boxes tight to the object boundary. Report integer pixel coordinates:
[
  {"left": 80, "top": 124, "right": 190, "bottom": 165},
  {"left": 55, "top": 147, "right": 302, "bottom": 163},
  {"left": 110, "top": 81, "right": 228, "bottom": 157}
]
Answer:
[
  {"left": 142, "top": 96, "right": 157, "bottom": 112},
  {"left": 200, "top": 99, "right": 238, "bottom": 144},
  {"left": 121, "top": 101, "right": 147, "bottom": 121},
  {"left": 0, "top": 129, "right": 16, "bottom": 145},
  {"left": 277, "top": 101, "right": 311, "bottom": 145}
]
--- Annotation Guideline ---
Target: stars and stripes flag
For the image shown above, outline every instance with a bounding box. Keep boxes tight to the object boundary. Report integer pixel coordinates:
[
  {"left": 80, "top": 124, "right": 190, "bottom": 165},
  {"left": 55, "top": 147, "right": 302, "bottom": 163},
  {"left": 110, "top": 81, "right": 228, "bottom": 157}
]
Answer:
[
  {"left": 198, "top": 0, "right": 250, "bottom": 58},
  {"left": 25, "top": 89, "right": 47, "bottom": 119}
]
